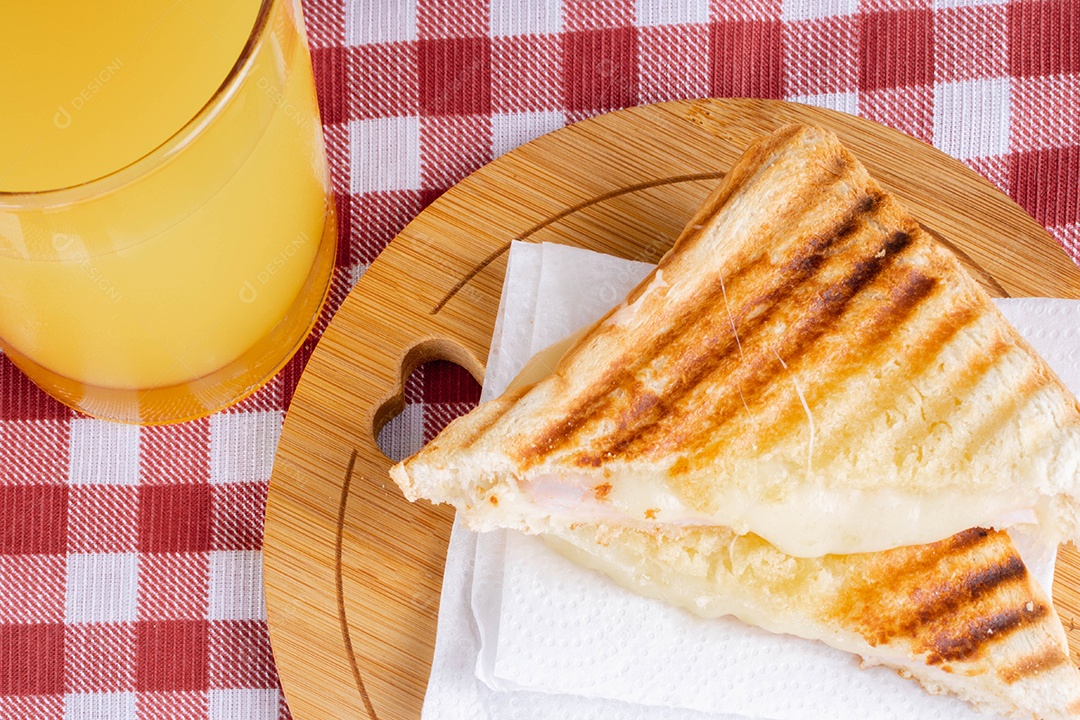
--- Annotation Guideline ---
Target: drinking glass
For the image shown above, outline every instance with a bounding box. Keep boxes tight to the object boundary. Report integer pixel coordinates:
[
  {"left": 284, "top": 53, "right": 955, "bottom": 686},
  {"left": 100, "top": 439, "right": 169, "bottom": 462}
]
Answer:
[{"left": 0, "top": 0, "right": 336, "bottom": 424}]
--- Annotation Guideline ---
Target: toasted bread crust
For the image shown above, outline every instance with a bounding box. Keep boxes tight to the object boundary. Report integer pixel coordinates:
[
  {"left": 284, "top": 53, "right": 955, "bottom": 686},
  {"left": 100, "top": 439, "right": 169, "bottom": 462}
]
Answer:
[
  {"left": 392, "top": 124, "right": 1080, "bottom": 554},
  {"left": 388, "top": 124, "right": 1080, "bottom": 719},
  {"left": 551, "top": 524, "right": 1080, "bottom": 719}
]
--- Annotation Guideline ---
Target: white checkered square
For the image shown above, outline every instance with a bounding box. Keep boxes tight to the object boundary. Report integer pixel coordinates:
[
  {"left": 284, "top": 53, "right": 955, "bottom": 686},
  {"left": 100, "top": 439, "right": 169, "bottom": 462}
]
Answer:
[
  {"left": 781, "top": 0, "right": 857, "bottom": 21},
  {"left": 377, "top": 404, "right": 426, "bottom": 463},
  {"left": 636, "top": 0, "right": 709, "bottom": 26},
  {"left": 209, "top": 689, "right": 279, "bottom": 720},
  {"left": 350, "top": 117, "right": 422, "bottom": 194},
  {"left": 209, "top": 412, "right": 282, "bottom": 485},
  {"left": 65, "top": 553, "right": 138, "bottom": 623},
  {"left": 788, "top": 92, "right": 858, "bottom": 115},
  {"left": 69, "top": 420, "right": 140, "bottom": 486},
  {"left": 64, "top": 692, "right": 136, "bottom": 720},
  {"left": 492, "top": 111, "right": 566, "bottom": 157},
  {"left": 208, "top": 551, "right": 265, "bottom": 621},
  {"left": 491, "top": 0, "right": 562, "bottom": 37},
  {"left": 346, "top": 0, "right": 417, "bottom": 45},
  {"left": 934, "top": 78, "right": 1011, "bottom": 160}
]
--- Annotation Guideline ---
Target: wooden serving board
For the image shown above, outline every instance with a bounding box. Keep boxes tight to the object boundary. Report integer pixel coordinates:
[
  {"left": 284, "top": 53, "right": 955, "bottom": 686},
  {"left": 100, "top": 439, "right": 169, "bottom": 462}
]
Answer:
[{"left": 263, "top": 98, "right": 1080, "bottom": 720}]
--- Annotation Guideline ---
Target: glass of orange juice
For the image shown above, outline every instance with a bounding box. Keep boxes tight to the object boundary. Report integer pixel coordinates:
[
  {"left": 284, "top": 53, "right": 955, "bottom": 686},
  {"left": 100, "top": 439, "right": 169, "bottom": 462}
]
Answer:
[{"left": 0, "top": 0, "right": 336, "bottom": 424}]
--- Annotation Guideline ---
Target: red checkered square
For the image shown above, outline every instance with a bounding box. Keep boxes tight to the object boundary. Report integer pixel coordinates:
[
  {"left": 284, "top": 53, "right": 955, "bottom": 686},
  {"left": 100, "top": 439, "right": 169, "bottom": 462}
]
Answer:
[
  {"left": 638, "top": 24, "right": 711, "bottom": 104},
  {"left": 709, "top": 18, "right": 783, "bottom": 98},
  {"left": 783, "top": 15, "right": 858, "bottom": 98},
  {"left": 859, "top": 84, "right": 934, "bottom": 143},
  {"left": 139, "top": 485, "right": 212, "bottom": 554},
  {"left": 421, "top": 361, "right": 482, "bottom": 404},
  {"left": 0, "top": 623, "right": 64, "bottom": 695},
  {"left": 140, "top": 420, "right": 211, "bottom": 485},
  {"left": 419, "top": 37, "right": 493, "bottom": 116},
  {"left": 300, "top": 0, "right": 345, "bottom": 48},
  {"left": 329, "top": 191, "right": 355, "bottom": 269},
  {"left": 858, "top": 9, "right": 934, "bottom": 92},
  {"left": 0, "top": 420, "right": 69, "bottom": 485},
  {"left": 137, "top": 621, "right": 209, "bottom": 692},
  {"left": 1010, "top": 145, "right": 1080, "bottom": 230},
  {"left": 0, "top": 694, "right": 62, "bottom": 720},
  {"left": 1009, "top": 0, "right": 1080, "bottom": 78},
  {"left": 68, "top": 485, "right": 138, "bottom": 553},
  {"left": 418, "top": 0, "right": 489, "bottom": 39},
  {"left": 65, "top": 623, "right": 137, "bottom": 693},
  {"left": 709, "top": 0, "right": 781, "bottom": 21},
  {"left": 311, "top": 45, "right": 349, "bottom": 125},
  {"left": 935, "top": 5, "right": 1008, "bottom": 84},
  {"left": 276, "top": 343, "right": 313, "bottom": 416},
  {"left": 0, "top": 357, "right": 73, "bottom": 422},
  {"left": 138, "top": 554, "right": 210, "bottom": 621},
  {"left": 0, "top": 485, "right": 67, "bottom": 554},
  {"left": 137, "top": 690, "right": 209, "bottom": 720},
  {"left": 0, "top": 555, "right": 65, "bottom": 623},
  {"left": 347, "top": 191, "right": 425, "bottom": 267},
  {"left": 563, "top": 27, "right": 640, "bottom": 113},
  {"left": 1012, "top": 75, "right": 1080, "bottom": 153},
  {"left": 563, "top": 0, "right": 635, "bottom": 31},
  {"left": 208, "top": 621, "right": 279, "bottom": 689},
  {"left": 492, "top": 35, "right": 564, "bottom": 113},
  {"left": 347, "top": 43, "right": 420, "bottom": 121},
  {"left": 211, "top": 483, "right": 268, "bottom": 552},
  {"left": 420, "top": 115, "right": 494, "bottom": 191}
]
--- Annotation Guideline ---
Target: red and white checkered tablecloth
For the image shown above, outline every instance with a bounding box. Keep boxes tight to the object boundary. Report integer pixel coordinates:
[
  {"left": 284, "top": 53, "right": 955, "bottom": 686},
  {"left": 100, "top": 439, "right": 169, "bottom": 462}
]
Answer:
[{"left": 1, "top": 1, "right": 1078, "bottom": 718}]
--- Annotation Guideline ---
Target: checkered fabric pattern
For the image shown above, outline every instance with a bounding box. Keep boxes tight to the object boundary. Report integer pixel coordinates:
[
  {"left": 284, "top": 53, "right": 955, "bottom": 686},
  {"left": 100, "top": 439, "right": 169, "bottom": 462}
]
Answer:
[{"left": 1, "top": 0, "right": 1077, "bottom": 718}]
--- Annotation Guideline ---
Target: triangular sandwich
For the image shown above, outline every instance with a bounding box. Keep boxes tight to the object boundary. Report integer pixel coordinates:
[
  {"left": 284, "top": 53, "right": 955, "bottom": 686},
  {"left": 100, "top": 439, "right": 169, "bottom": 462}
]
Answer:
[
  {"left": 392, "top": 124, "right": 1080, "bottom": 558},
  {"left": 390, "top": 124, "right": 1080, "bottom": 717},
  {"left": 548, "top": 523, "right": 1080, "bottom": 719}
]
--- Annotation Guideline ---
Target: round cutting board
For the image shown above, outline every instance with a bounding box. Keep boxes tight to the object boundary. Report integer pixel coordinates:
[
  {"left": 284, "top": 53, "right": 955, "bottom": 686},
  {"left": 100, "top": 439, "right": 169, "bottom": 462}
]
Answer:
[{"left": 263, "top": 98, "right": 1080, "bottom": 720}]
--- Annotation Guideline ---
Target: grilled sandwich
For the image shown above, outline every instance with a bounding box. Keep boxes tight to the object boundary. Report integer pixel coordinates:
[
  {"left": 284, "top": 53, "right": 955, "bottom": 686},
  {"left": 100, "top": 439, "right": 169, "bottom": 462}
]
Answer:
[
  {"left": 390, "top": 124, "right": 1080, "bottom": 717},
  {"left": 548, "top": 524, "right": 1080, "bottom": 719}
]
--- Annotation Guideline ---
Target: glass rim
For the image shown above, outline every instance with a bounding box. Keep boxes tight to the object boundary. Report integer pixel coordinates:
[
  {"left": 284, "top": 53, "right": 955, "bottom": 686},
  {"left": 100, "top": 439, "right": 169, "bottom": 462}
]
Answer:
[{"left": 0, "top": 0, "right": 276, "bottom": 205}]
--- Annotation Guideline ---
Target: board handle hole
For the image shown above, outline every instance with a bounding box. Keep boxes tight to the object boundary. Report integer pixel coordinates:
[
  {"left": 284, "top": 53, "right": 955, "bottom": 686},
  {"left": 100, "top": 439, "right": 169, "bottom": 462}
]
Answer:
[{"left": 374, "top": 340, "right": 483, "bottom": 462}]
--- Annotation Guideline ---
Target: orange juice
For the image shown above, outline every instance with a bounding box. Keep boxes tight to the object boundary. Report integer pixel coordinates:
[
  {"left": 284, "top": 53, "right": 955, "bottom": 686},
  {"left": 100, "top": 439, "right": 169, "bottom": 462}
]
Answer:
[{"left": 0, "top": 0, "right": 336, "bottom": 422}]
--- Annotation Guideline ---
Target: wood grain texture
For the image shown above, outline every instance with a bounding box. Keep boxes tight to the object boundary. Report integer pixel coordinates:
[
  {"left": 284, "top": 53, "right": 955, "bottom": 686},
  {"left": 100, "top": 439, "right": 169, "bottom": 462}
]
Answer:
[{"left": 263, "top": 98, "right": 1080, "bottom": 720}]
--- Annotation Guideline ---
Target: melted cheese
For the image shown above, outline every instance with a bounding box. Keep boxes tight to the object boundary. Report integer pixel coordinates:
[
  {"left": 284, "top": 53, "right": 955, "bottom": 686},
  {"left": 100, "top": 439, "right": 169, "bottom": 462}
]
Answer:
[
  {"left": 519, "top": 471, "right": 1041, "bottom": 557},
  {"left": 501, "top": 328, "right": 1050, "bottom": 558}
]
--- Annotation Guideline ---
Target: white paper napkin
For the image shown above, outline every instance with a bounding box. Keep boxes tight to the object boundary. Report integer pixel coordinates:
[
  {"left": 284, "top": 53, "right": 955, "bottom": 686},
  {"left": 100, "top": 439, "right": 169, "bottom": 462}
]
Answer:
[{"left": 422, "top": 241, "right": 1079, "bottom": 720}]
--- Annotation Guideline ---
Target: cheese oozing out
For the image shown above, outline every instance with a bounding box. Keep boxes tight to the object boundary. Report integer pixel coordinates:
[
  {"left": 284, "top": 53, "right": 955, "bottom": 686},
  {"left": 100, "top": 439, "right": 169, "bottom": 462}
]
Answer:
[{"left": 499, "top": 334, "right": 1048, "bottom": 558}]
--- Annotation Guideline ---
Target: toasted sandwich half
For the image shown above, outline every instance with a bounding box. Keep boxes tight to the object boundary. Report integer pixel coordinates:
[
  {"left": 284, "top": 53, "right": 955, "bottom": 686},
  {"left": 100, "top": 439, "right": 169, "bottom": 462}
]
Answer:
[
  {"left": 392, "top": 124, "right": 1080, "bottom": 558},
  {"left": 548, "top": 523, "right": 1080, "bottom": 719},
  {"left": 389, "top": 124, "right": 1080, "bottom": 717}
]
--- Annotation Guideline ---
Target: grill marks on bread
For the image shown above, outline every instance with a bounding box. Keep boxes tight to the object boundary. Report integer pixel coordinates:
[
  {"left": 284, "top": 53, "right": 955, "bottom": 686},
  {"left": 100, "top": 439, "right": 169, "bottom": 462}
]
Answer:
[
  {"left": 522, "top": 175, "right": 948, "bottom": 469},
  {"left": 829, "top": 528, "right": 1066, "bottom": 677}
]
